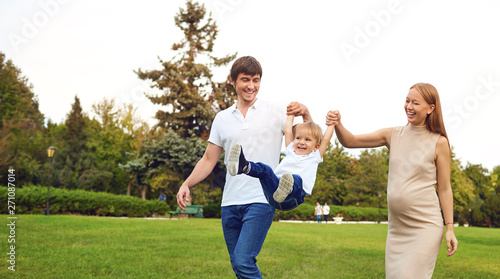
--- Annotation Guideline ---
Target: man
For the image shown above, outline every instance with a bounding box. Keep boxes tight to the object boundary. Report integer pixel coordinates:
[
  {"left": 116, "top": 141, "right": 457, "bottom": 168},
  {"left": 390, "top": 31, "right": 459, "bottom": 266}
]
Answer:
[
  {"left": 176, "top": 56, "right": 311, "bottom": 278},
  {"left": 158, "top": 190, "right": 166, "bottom": 202}
]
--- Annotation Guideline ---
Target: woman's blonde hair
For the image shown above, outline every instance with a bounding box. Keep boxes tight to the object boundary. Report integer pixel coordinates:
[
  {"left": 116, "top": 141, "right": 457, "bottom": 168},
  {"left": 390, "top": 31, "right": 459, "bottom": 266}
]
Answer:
[
  {"left": 294, "top": 121, "right": 323, "bottom": 145},
  {"left": 410, "top": 83, "right": 448, "bottom": 140}
]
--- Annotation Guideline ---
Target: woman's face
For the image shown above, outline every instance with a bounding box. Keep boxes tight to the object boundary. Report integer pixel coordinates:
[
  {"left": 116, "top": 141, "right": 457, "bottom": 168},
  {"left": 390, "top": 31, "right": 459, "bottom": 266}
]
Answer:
[{"left": 404, "top": 88, "right": 435, "bottom": 126}]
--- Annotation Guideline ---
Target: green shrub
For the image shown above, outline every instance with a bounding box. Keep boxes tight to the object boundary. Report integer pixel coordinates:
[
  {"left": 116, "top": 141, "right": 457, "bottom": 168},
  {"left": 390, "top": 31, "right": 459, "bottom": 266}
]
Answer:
[
  {"left": 0, "top": 185, "right": 170, "bottom": 217},
  {"left": 277, "top": 204, "right": 316, "bottom": 220},
  {"left": 203, "top": 203, "right": 221, "bottom": 218},
  {"left": 277, "top": 204, "right": 388, "bottom": 221}
]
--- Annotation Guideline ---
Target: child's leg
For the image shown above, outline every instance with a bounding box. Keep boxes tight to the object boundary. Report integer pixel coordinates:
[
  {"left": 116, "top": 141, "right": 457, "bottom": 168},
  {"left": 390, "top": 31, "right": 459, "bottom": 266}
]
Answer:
[
  {"left": 273, "top": 174, "right": 294, "bottom": 203},
  {"left": 245, "top": 162, "right": 280, "bottom": 206},
  {"left": 227, "top": 144, "right": 249, "bottom": 176},
  {"left": 240, "top": 160, "right": 307, "bottom": 211},
  {"left": 275, "top": 174, "right": 307, "bottom": 211}
]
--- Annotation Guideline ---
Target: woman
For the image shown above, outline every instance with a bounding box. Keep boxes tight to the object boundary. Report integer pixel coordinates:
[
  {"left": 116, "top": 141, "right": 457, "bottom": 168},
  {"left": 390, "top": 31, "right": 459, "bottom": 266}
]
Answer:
[{"left": 329, "top": 83, "right": 458, "bottom": 278}]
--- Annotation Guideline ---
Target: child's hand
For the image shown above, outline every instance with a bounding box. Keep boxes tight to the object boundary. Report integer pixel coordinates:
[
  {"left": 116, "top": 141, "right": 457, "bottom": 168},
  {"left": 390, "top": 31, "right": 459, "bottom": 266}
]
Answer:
[{"left": 326, "top": 110, "right": 340, "bottom": 126}]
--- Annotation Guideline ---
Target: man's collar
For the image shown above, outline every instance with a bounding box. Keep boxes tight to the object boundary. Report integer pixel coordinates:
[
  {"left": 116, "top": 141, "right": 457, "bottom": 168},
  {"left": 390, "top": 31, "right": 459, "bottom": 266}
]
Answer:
[{"left": 232, "top": 98, "right": 260, "bottom": 112}]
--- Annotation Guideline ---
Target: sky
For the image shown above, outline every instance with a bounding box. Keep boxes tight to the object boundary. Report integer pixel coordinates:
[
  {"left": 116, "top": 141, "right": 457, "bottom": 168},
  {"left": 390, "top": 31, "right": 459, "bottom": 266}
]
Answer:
[{"left": 1, "top": 0, "right": 499, "bottom": 171}]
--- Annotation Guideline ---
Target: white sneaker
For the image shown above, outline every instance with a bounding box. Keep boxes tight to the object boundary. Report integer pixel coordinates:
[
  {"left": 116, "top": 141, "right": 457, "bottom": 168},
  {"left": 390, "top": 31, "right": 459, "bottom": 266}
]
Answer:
[
  {"left": 228, "top": 144, "right": 241, "bottom": 176},
  {"left": 273, "top": 174, "right": 294, "bottom": 203}
]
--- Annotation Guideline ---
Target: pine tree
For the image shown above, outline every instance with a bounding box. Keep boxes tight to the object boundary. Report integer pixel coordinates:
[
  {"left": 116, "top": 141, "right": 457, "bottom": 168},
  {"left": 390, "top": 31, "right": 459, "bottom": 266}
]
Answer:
[
  {"left": 65, "top": 96, "right": 86, "bottom": 144},
  {"left": 136, "top": 0, "right": 237, "bottom": 139},
  {"left": 56, "top": 96, "right": 88, "bottom": 189}
]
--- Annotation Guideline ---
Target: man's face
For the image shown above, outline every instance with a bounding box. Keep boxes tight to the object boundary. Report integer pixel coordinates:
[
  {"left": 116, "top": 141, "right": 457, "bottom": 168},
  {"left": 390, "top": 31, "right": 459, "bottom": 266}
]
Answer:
[{"left": 231, "top": 73, "right": 260, "bottom": 104}]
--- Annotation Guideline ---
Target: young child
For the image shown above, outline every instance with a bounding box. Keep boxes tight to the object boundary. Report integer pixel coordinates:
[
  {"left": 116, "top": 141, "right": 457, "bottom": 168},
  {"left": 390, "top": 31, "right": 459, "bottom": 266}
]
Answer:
[{"left": 228, "top": 109, "right": 335, "bottom": 211}]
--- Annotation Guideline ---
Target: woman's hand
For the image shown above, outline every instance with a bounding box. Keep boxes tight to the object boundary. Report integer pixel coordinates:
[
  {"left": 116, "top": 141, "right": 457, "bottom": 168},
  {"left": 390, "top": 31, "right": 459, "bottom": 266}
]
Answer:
[
  {"left": 446, "top": 229, "right": 458, "bottom": 256},
  {"left": 326, "top": 110, "right": 340, "bottom": 126}
]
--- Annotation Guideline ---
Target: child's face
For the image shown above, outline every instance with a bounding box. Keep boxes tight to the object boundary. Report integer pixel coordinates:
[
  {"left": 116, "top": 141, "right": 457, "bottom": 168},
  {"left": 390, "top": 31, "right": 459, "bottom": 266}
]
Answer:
[{"left": 293, "top": 128, "right": 319, "bottom": 155}]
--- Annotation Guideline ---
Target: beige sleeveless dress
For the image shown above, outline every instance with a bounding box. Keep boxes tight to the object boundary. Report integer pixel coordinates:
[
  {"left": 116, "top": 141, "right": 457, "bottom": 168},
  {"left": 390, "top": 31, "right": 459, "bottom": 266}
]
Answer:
[{"left": 386, "top": 125, "right": 444, "bottom": 279}]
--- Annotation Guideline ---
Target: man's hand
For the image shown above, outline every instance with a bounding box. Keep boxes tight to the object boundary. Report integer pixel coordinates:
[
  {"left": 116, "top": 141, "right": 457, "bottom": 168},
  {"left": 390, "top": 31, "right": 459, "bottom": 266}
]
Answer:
[
  {"left": 287, "top": 101, "right": 311, "bottom": 121},
  {"left": 176, "top": 184, "right": 190, "bottom": 211}
]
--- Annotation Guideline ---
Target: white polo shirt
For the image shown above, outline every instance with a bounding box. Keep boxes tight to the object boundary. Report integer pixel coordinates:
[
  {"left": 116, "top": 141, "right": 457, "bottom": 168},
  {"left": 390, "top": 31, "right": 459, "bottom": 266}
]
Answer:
[{"left": 208, "top": 98, "right": 286, "bottom": 206}]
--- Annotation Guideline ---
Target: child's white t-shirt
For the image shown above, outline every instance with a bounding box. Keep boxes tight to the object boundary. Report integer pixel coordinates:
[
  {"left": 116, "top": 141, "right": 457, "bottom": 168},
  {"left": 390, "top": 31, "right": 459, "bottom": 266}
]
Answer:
[{"left": 274, "top": 142, "right": 323, "bottom": 195}]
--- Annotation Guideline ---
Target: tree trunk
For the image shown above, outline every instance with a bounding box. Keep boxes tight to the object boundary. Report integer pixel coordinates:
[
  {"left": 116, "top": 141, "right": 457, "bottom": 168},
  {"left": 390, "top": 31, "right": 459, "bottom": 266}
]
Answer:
[
  {"left": 141, "top": 184, "right": 147, "bottom": 200},
  {"left": 127, "top": 181, "right": 132, "bottom": 196}
]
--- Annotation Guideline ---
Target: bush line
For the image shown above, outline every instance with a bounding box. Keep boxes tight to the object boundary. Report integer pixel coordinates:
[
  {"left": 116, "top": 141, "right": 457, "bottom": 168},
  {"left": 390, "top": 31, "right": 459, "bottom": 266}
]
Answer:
[
  {"left": 277, "top": 203, "right": 388, "bottom": 222},
  {"left": 2, "top": 185, "right": 388, "bottom": 220},
  {"left": 0, "top": 185, "right": 170, "bottom": 217}
]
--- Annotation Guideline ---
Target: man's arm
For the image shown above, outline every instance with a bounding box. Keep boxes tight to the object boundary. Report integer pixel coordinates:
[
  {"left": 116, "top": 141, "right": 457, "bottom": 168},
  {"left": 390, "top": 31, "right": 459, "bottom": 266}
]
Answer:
[{"left": 176, "top": 143, "right": 223, "bottom": 210}]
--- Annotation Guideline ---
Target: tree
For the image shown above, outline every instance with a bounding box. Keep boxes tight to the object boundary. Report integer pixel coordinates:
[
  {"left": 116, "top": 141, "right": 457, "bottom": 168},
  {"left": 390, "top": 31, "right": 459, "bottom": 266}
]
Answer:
[
  {"left": 461, "top": 163, "right": 500, "bottom": 227},
  {"left": 491, "top": 165, "right": 500, "bottom": 191},
  {"left": 344, "top": 148, "right": 389, "bottom": 207},
  {"left": 86, "top": 98, "right": 150, "bottom": 193},
  {"left": 480, "top": 165, "right": 500, "bottom": 227},
  {"left": 136, "top": 0, "right": 237, "bottom": 139},
  {"left": 65, "top": 96, "right": 86, "bottom": 147},
  {"left": 0, "top": 52, "right": 44, "bottom": 127},
  {"left": 53, "top": 96, "right": 88, "bottom": 189},
  {"left": 464, "top": 163, "right": 491, "bottom": 199},
  {"left": 120, "top": 129, "right": 224, "bottom": 204},
  {"left": 0, "top": 119, "right": 15, "bottom": 172},
  {"left": 313, "top": 141, "right": 358, "bottom": 205},
  {"left": 90, "top": 98, "right": 147, "bottom": 161},
  {"left": 51, "top": 96, "right": 116, "bottom": 191},
  {"left": 449, "top": 155, "right": 476, "bottom": 225},
  {"left": 481, "top": 193, "right": 500, "bottom": 227},
  {"left": 0, "top": 52, "right": 45, "bottom": 183}
]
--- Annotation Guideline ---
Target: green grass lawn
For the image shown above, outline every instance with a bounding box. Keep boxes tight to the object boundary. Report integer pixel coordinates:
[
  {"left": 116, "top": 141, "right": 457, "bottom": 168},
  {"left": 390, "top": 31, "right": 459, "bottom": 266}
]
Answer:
[{"left": 1, "top": 215, "right": 499, "bottom": 278}]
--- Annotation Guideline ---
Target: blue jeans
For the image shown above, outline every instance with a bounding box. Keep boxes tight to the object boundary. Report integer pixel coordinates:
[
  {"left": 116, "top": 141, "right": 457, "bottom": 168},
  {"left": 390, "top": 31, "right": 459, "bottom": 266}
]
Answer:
[
  {"left": 221, "top": 203, "right": 275, "bottom": 279},
  {"left": 247, "top": 162, "right": 307, "bottom": 211}
]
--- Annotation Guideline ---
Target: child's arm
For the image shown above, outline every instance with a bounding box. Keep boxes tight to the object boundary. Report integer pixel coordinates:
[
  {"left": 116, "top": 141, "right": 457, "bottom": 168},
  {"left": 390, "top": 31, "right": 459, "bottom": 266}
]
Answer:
[
  {"left": 318, "top": 111, "right": 336, "bottom": 157},
  {"left": 285, "top": 114, "right": 295, "bottom": 147}
]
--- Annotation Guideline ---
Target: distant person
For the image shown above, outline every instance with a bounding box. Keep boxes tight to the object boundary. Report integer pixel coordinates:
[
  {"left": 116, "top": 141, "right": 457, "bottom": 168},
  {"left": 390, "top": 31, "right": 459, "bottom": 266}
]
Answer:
[
  {"left": 330, "top": 83, "right": 458, "bottom": 278},
  {"left": 158, "top": 190, "right": 166, "bottom": 202},
  {"left": 323, "top": 202, "right": 330, "bottom": 223},
  {"left": 315, "top": 202, "right": 323, "bottom": 223},
  {"left": 176, "top": 56, "right": 311, "bottom": 278},
  {"left": 227, "top": 109, "right": 334, "bottom": 211}
]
